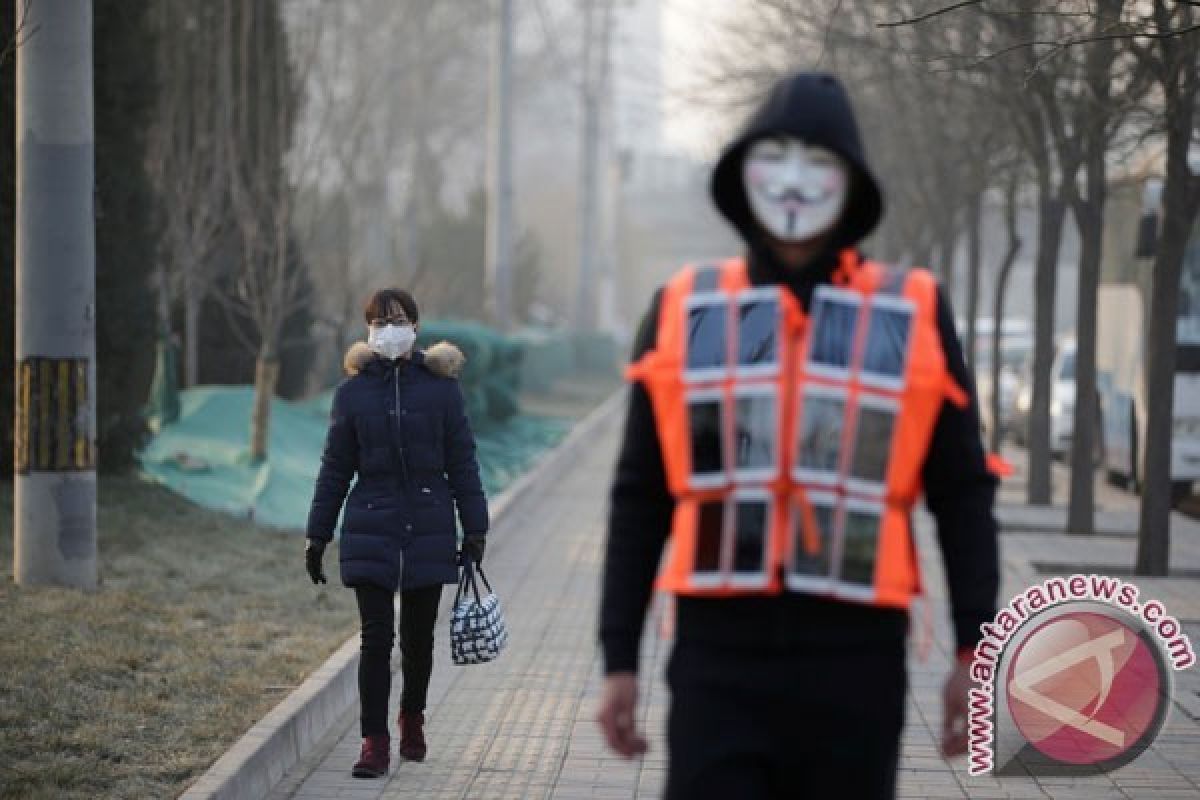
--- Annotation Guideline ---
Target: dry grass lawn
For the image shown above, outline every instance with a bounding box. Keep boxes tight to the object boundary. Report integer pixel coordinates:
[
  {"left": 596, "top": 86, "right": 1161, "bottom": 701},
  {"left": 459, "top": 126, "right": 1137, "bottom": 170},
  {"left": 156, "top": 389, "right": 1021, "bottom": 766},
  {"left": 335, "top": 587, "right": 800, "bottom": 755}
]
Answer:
[
  {"left": 0, "top": 477, "right": 359, "bottom": 799},
  {"left": 0, "top": 373, "right": 621, "bottom": 799}
]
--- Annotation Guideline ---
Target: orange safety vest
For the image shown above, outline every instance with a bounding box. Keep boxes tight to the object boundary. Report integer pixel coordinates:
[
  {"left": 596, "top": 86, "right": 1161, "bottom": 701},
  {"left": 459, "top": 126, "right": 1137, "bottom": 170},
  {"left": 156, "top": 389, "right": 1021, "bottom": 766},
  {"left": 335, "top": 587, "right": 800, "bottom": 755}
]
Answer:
[{"left": 626, "top": 250, "right": 968, "bottom": 609}]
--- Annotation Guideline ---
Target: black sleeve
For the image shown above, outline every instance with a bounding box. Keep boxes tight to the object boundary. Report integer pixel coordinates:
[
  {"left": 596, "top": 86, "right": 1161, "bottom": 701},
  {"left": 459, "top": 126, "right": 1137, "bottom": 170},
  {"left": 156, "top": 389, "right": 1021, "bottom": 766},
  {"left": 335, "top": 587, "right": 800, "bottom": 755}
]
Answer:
[
  {"left": 922, "top": 287, "right": 1001, "bottom": 652},
  {"left": 444, "top": 379, "right": 489, "bottom": 536},
  {"left": 306, "top": 384, "right": 358, "bottom": 543},
  {"left": 599, "top": 288, "right": 675, "bottom": 675}
]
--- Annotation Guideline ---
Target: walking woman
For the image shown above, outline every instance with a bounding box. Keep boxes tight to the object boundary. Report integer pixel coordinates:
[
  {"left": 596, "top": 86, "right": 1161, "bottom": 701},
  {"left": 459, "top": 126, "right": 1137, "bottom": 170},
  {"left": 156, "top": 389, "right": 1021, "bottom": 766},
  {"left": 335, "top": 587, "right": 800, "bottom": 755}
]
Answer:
[{"left": 304, "top": 288, "right": 489, "bottom": 778}]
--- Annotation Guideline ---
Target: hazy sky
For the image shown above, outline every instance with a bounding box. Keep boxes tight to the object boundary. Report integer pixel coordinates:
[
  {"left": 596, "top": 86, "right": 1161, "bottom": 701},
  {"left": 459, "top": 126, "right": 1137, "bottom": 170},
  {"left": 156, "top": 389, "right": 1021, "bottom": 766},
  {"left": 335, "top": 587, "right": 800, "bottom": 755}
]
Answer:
[{"left": 659, "top": 0, "right": 739, "bottom": 158}]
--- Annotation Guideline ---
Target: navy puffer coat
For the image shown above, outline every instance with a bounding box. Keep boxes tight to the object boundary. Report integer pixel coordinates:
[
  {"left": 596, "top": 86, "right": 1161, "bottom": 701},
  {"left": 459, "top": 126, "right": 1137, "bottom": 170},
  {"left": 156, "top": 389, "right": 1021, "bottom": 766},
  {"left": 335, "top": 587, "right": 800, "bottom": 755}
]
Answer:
[{"left": 305, "top": 340, "right": 489, "bottom": 591}]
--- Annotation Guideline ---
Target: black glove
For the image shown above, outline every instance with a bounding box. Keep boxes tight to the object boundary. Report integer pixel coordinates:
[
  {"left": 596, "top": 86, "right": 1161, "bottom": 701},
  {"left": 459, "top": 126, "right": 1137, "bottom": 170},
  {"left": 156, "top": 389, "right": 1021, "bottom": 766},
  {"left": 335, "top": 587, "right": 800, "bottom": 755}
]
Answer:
[
  {"left": 305, "top": 539, "right": 327, "bottom": 584},
  {"left": 461, "top": 533, "right": 486, "bottom": 565}
]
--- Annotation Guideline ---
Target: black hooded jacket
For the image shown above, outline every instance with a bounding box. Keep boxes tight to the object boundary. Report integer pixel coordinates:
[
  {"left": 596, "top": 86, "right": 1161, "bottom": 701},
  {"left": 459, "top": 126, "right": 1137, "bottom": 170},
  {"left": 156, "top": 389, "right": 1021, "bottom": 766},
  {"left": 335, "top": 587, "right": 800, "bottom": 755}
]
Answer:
[{"left": 599, "top": 73, "right": 999, "bottom": 674}]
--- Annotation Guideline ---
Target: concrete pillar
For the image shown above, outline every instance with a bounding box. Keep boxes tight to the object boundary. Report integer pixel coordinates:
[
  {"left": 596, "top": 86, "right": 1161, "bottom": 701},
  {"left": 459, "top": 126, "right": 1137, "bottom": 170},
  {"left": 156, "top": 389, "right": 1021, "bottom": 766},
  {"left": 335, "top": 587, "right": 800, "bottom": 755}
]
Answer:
[{"left": 14, "top": 0, "right": 98, "bottom": 589}]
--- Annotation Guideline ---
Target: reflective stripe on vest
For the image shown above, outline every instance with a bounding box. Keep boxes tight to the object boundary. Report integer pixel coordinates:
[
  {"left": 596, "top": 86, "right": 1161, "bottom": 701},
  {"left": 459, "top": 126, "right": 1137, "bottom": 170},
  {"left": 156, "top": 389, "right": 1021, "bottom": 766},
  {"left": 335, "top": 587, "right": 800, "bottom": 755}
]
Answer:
[{"left": 626, "top": 251, "right": 968, "bottom": 608}]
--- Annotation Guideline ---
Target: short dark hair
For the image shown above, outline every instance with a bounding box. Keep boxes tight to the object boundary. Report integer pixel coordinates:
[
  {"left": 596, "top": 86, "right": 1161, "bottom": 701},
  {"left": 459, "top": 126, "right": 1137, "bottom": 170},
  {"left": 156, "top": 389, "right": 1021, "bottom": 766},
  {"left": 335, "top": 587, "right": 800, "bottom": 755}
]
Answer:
[{"left": 363, "top": 288, "right": 419, "bottom": 325}]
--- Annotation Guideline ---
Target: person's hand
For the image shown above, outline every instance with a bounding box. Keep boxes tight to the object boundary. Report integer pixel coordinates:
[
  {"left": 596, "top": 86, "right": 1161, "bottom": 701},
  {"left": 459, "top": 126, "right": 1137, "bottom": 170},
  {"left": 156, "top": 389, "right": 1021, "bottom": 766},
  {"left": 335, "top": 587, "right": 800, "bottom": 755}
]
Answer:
[
  {"left": 596, "top": 671, "right": 648, "bottom": 759},
  {"left": 305, "top": 539, "right": 327, "bottom": 585},
  {"left": 941, "top": 658, "right": 972, "bottom": 757},
  {"left": 462, "top": 533, "right": 486, "bottom": 565}
]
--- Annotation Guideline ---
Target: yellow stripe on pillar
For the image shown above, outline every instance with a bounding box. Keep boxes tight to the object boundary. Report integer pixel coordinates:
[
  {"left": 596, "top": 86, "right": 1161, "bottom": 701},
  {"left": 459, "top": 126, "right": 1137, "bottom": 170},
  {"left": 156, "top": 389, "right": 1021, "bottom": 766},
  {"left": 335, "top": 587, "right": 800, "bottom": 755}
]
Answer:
[
  {"left": 74, "top": 360, "right": 89, "bottom": 468},
  {"left": 38, "top": 360, "right": 52, "bottom": 470},
  {"left": 56, "top": 360, "right": 71, "bottom": 469}
]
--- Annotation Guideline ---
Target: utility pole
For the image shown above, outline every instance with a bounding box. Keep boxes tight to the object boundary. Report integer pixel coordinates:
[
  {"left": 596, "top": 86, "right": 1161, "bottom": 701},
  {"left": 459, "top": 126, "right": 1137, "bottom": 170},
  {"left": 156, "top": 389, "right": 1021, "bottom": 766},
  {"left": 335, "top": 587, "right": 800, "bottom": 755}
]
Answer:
[
  {"left": 485, "top": 0, "right": 514, "bottom": 331},
  {"left": 596, "top": 0, "right": 618, "bottom": 336},
  {"left": 575, "top": 0, "right": 597, "bottom": 332},
  {"left": 575, "top": 0, "right": 612, "bottom": 332},
  {"left": 14, "top": 0, "right": 98, "bottom": 589}
]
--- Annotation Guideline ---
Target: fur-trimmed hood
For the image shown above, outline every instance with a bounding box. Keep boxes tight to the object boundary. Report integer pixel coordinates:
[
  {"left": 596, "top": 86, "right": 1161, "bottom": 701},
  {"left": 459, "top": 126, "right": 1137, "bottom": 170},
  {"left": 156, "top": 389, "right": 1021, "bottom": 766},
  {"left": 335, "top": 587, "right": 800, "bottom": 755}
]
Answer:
[{"left": 343, "top": 340, "right": 466, "bottom": 379}]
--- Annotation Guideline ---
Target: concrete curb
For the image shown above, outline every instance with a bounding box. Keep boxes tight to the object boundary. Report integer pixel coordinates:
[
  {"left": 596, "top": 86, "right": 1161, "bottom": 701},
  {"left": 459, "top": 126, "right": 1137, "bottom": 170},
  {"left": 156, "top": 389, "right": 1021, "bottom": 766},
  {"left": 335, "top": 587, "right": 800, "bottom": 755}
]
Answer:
[{"left": 178, "top": 387, "right": 627, "bottom": 800}]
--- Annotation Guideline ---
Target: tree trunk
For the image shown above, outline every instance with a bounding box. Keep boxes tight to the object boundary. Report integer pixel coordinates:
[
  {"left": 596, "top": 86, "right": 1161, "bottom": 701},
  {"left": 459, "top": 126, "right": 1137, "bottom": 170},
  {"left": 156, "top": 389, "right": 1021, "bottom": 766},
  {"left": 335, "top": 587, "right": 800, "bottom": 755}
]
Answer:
[
  {"left": 1027, "top": 185, "right": 1065, "bottom": 506},
  {"left": 1136, "top": 34, "right": 1200, "bottom": 574},
  {"left": 1066, "top": 184, "right": 1105, "bottom": 535},
  {"left": 183, "top": 265, "right": 199, "bottom": 387},
  {"left": 965, "top": 191, "right": 983, "bottom": 378},
  {"left": 1136, "top": 190, "right": 1193, "bottom": 573},
  {"left": 249, "top": 349, "right": 279, "bottom": 463},
  {"left": 155, "top": 259, "right": 172, "bottom": 337},
  {"left": 990, "top": 182, "right": 1022, "bottom": 454},
  {"left": 938, "top": 222, "right": 958, "bottom": 307},
  {"left": 1066, "top": 0, "right": 1120, "bottom": 535}
]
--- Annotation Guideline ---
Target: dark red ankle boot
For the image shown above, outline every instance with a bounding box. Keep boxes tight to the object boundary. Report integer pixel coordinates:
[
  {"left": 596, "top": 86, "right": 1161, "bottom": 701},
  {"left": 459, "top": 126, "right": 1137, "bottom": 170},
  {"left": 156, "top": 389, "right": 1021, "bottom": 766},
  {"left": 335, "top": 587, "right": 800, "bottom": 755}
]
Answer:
[
  {"left": 398, "top": 711, "right": 427, "bottom": 761},
  {"left": 352, "top": 734, "right": 390, "bottom": 778}
]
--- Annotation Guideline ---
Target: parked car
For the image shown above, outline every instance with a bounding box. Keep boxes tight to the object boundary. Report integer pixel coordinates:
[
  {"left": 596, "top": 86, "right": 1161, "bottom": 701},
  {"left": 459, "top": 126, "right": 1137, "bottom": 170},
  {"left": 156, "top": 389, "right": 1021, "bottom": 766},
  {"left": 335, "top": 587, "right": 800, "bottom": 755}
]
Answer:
[
  {"left": 969, "top": 317, "right": 1032, "bottom": 443},
  {"left": 1011, "top": 337, "right": 1076, "bottom": 457}
]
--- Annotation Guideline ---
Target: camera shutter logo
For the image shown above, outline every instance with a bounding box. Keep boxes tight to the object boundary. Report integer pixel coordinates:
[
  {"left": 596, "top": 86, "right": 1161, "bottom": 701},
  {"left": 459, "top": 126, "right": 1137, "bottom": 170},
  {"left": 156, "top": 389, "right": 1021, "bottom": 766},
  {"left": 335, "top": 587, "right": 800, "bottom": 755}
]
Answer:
[{"left": 1004, "top": 610, "right": 1168, "bottom": 769}]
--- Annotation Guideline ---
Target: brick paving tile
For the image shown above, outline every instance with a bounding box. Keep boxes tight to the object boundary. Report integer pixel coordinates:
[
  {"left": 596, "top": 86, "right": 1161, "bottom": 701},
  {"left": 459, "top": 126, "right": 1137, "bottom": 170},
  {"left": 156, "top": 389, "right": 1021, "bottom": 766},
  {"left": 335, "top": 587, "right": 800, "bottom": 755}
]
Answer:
[{"left": 271, "top": 407, "right": 1200, "bottom": 799}]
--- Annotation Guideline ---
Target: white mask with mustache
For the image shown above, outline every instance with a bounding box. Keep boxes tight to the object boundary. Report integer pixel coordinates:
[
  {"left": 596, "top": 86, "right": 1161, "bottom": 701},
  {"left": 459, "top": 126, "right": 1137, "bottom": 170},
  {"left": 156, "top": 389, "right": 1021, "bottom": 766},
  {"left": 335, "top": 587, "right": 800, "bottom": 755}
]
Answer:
[{"left": 742, "top": 137, "right": 848, "bottom": 242}]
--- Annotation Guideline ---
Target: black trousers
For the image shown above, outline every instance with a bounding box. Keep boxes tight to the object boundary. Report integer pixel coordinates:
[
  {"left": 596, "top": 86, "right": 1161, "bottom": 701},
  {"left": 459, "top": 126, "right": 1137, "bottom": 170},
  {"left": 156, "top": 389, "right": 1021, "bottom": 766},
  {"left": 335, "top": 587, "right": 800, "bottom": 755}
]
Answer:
[
  {"left": 664, "top": 638, "right": 907, "bottom": 800},
  {"left": 354, "top": 583, "right": 443, "bottom": 737}
]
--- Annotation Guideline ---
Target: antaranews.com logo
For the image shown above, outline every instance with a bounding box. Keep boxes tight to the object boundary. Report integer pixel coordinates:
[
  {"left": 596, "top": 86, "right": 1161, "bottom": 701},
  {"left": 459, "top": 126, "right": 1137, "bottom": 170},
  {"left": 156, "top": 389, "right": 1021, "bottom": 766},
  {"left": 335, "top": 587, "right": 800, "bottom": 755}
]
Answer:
[{"left": 968, "top": 574, "right": 1195, "bottom": 776}]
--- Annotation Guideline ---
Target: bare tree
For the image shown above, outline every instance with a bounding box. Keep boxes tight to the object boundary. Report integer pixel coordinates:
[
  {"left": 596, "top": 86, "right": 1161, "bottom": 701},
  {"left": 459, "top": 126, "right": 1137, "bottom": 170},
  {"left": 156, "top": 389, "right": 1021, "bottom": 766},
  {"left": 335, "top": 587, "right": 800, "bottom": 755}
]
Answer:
[
  {"left": 288, "top": 2, "right": 396, "bottom": 366},
  {"left": 214, "top": 0, "right": 309, "bottom": 463},
  {"left": 146, "top": 0, "right": 228, "bottom": 387},
  {"left": 1057, "top": 0, "right": 1131, "bottom": 536},
  {"left": 890, "top": 2, "right": 1148, "bottom": 531},
  {"left": 997, "top": 3, "right": 1069, "bottom": 506},
  {"left": 989, "top": 172, "right": 1024, "bottom": 453},
  {"left": 700, "top": 3, "right": 1195, "bottom": 552},
  {"left": 692, "top": 1, "right": 1019, "bottom": 336},
  {"left": 290, "top": 0, "right": 491, "bottom": 342},
  {"left": 1134, "top": 0, "right": 1200, "bottom": 574},
  {"left": 979, "top": 1, "right": 1147, "bottom": 534}
]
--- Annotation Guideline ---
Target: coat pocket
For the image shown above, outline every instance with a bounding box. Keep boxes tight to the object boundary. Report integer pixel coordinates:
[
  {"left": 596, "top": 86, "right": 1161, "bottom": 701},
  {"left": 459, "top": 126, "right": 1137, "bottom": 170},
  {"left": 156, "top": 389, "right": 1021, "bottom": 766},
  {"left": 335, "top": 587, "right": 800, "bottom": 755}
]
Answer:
[
  {"left": 411, "top": 483, "right": 456, "bottom": 536},
  {"left": 342, "top": 496, "right": 405, "bottom": 537}
]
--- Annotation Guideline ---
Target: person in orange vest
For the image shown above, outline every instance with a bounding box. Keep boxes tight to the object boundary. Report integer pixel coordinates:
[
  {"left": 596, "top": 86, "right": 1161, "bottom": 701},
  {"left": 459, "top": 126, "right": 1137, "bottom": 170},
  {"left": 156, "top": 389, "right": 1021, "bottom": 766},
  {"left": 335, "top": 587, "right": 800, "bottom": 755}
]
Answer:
[{"left": 596, "top": 71, "right": 999, "bottom": 798}]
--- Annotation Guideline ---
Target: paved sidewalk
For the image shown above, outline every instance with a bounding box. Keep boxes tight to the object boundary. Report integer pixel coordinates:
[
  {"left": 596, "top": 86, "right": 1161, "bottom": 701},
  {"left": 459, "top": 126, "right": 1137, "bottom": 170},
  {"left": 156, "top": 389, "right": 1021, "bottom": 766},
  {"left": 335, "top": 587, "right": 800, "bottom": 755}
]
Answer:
[{"left": 269, "top": 406, "right": 1200, "bottom": 799}]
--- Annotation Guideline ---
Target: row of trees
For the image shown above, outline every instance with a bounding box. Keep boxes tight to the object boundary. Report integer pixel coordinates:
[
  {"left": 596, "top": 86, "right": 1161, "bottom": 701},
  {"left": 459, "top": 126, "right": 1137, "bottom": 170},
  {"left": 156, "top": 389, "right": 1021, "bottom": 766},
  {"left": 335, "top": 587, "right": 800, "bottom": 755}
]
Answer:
[
  {"left": 3, "top": 1, "right": 560, "bottom": 474},
  {"left": 1, "top": 1, "right": 314, "bottom": 475},
  {"left": 147, "top": 0, "right": 552, "bottom": 462},
  {"left": 696, "top": 0, "right": 1197, "bottom": 574}
]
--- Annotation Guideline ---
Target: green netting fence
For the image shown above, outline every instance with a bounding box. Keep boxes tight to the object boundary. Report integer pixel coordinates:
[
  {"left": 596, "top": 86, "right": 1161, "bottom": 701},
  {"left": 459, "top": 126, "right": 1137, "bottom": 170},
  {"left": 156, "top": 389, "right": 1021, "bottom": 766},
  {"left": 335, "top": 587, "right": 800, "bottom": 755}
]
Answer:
[{"left": 138, "top": 321, "right": 618, "bottom": 532}]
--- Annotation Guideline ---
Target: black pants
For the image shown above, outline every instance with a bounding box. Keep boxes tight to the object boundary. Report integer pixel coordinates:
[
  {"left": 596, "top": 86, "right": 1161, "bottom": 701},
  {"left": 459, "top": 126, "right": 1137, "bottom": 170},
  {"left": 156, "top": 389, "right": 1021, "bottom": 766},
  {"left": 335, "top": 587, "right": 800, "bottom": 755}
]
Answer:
[
  {"left": 354, "top": 583, "right": 443, "bottom": 737},
  {"left": 664, "top": 638, "right": 907, "bottom": 800}
]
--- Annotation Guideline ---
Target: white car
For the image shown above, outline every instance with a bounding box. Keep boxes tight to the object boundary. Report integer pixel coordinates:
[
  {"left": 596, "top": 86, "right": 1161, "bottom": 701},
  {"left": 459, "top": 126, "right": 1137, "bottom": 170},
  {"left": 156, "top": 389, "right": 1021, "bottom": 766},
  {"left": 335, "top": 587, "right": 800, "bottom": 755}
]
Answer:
[
  {"left": 970, "top": 318, "right": 1032, "bottom": 443},
  {"left": 1012, "top": 338, "right": 1076, "bottom": 457}
]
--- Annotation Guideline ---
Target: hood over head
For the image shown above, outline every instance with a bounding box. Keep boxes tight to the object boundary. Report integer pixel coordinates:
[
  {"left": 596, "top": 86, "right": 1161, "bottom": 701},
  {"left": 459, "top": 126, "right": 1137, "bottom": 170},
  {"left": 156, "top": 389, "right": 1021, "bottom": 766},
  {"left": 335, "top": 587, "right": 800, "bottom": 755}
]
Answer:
[
  {"left": 343, "top": 340, "right": 465, "bottom": 378},
  {"left": 711, "top": 72, "right": 883, "bottom": 250}
]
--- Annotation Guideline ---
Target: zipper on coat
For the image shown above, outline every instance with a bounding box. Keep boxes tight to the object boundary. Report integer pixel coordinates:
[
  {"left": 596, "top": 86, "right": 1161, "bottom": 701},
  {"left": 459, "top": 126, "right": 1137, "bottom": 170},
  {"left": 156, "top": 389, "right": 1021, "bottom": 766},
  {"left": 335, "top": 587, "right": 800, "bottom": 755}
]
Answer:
[{"left": 393, "top": 364, "right": 411, "bottom": 485}]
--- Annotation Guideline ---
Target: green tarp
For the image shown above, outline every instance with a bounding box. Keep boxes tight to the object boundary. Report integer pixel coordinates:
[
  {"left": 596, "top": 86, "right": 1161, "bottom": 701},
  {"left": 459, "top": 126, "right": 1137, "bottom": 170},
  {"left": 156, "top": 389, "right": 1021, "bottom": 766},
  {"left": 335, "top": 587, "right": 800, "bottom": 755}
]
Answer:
[
  {"left": 138, "top": 320, "right": 617, "bottom": 532},
  {"left": 416, "top": 320, "right": 523, "bottom": 428},
  {"left": 138, "top": 386, "right": 570, "bottom": 532}
]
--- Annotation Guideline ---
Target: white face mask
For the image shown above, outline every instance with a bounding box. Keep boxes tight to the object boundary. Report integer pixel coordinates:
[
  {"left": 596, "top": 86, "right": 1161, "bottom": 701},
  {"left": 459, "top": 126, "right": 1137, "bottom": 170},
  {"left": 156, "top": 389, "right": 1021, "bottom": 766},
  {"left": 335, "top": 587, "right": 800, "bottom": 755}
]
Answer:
[
  {"left": 367, "top": 323, "right": 416, "bottom": 360},
  {"left": 742, "top": 137, "right": 848, "bottom": 242}
]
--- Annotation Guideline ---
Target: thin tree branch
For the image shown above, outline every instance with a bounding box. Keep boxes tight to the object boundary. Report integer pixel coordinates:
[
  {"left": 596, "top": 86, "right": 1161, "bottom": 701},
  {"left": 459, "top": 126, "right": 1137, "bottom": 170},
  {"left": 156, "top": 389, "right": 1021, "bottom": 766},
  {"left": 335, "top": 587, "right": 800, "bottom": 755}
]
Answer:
[
  {"left": 878, "top": 0, "right": 984, "bottom": 29},
  {"left": 0, "top": 0, "right": 35, "bottom": 67}
]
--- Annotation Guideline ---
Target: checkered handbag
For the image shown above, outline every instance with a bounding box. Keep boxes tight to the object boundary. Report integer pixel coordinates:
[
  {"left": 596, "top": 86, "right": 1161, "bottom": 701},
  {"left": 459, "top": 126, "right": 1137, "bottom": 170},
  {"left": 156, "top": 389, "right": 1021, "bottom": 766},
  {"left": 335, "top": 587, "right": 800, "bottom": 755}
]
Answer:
[{"left": 449, "top": 559, "right": 508, "bottom": 665}]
